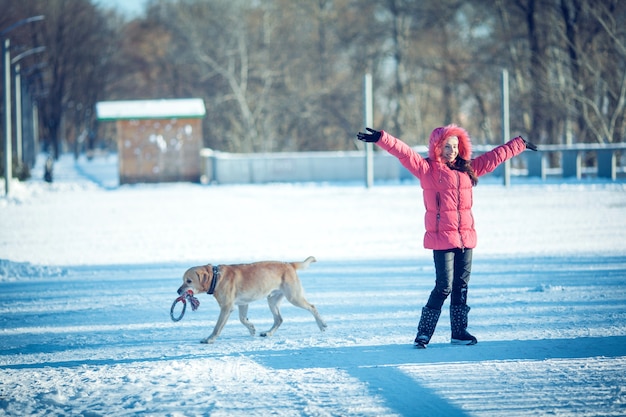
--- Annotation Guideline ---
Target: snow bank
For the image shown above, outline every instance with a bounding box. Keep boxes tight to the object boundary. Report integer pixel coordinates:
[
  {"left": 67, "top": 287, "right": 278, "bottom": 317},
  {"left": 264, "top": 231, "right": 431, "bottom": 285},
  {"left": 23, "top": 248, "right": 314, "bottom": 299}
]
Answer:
[{"left": 0, "top": 259, "right": 66, "bottom": 282}]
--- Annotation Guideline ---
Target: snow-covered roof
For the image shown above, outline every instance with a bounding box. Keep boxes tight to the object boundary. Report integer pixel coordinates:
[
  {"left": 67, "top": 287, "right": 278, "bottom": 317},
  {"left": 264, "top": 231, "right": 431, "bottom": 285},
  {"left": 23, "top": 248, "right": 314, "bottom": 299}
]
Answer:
[{"left": 96, "top": 98, "right": 206, "bottom": 120}]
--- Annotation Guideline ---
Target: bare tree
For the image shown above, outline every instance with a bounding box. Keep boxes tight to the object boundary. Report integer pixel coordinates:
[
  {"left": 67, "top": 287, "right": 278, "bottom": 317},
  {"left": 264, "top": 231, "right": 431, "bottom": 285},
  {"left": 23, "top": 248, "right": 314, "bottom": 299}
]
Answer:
[
  {"left": 269, "top": 0, "right": 369, "bottom": 151},
  {"left": 6, "top": 0, "right": 117, "bottom": 158},
  {"left": 137, "top": 0, "right": 370, "bottom": 152},
  {"left": 101, "top": 0, "right": 626, "bottom": 153},
  {"left": 493, "top": 0, "right": 625, "bottom": 145},
  {"left": 144, "top": 0, "right": 272, "bottom": 152},
  {"left": 560, "top": 0, "right": 626, "bottom": 144},
  {"left": 373, "top": 1, "right": 505, "bottom": 144}
]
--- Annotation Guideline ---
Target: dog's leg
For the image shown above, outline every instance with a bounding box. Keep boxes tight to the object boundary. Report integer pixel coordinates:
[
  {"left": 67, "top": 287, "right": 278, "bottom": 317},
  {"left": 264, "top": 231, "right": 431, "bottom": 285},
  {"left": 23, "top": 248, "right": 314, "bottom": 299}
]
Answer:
[
  {"left": 283, "top": 284, "right": 328, "bottom": 332},
  {"left": 238, "top": 304, "right": 255, "bottom": 336},
  {"left": 260, "top": 291, "right": 284, "bottom": 337},
  {"left": 201, "top": 305, "right": 233, "bottom": 344}
]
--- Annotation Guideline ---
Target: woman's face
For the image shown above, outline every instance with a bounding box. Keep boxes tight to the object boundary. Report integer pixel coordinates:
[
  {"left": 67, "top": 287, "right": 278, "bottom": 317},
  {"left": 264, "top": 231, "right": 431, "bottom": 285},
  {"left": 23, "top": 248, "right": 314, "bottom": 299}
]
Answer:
[{"left": 442, "top": 136, "right": 459, "bottom": 162}]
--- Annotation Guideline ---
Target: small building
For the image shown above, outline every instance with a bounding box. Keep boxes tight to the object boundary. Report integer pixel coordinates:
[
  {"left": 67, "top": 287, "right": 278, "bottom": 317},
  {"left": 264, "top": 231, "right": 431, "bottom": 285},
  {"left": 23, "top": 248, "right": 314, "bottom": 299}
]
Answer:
[{"left": 96, "top": 98, "right": 206, "bottom": 184}]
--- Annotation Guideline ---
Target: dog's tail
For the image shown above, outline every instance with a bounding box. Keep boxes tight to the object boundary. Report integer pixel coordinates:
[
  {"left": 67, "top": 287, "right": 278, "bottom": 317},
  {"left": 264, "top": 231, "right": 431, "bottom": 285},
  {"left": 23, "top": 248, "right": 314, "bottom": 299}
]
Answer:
[{"left": 293, "top": 256, "right": 316, "bottom": 270}]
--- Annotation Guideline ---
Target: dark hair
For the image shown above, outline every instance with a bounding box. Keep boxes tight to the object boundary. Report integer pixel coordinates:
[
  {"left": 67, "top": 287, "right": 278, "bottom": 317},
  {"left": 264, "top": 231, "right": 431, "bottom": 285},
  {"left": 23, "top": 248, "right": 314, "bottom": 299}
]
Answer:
[{"left": 447, "top": 158, "right": 478, "bottom": 186}]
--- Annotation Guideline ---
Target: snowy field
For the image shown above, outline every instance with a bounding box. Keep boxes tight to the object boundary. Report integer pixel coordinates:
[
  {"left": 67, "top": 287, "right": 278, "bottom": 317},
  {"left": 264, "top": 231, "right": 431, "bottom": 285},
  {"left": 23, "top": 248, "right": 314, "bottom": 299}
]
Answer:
[{"left": 1, "top": 153, "right": 626, "bottom": 416}]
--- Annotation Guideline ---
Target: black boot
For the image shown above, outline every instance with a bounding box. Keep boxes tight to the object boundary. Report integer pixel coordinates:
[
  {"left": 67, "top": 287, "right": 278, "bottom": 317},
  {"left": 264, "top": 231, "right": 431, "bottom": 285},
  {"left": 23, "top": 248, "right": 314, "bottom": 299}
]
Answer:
[
  {"left": 414, "top": 306, "right": 441, "bottom": 349},
  {"left": 450, "top": 304, "right": 477, "bottom": 345}
]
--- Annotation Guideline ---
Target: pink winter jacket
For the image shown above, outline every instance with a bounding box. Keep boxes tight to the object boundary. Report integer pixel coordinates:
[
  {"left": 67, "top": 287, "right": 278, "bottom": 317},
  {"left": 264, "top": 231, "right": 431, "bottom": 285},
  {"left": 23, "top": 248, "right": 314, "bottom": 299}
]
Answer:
[{"left": 376, "top": 126, "right": 526, "bottom": 250}]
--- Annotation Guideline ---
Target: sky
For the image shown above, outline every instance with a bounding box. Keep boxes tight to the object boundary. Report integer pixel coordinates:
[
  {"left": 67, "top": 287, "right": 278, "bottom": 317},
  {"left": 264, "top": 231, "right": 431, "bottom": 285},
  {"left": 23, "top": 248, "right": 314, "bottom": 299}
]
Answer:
[{"left": 95, "top": 0, "right": 147, "bottom": 17}]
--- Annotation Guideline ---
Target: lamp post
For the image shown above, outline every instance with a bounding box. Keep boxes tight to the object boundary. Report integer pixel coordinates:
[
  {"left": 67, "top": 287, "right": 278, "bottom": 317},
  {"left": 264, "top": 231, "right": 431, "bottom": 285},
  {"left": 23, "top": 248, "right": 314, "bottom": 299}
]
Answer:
[
  {"left": 363, "top": 73, "right": 373, "bottom": 188},
  {"left": 2, "top": 38, "right": 11, "bottom": 196},
  {"left": 2, "top": 15, "right": 44, "bottom": 196},
  {"left": 12, "top": 47, "right": 45, "bottom": 173},
  {"left": 14, "top": 63, "right": 21, "bottom": 171}
]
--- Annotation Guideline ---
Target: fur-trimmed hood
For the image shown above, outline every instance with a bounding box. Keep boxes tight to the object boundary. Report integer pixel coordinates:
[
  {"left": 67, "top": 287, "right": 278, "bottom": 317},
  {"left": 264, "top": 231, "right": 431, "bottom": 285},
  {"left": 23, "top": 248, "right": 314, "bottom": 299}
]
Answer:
[{"left": 428, "top": 124, "right": 472, "bottom": 162}]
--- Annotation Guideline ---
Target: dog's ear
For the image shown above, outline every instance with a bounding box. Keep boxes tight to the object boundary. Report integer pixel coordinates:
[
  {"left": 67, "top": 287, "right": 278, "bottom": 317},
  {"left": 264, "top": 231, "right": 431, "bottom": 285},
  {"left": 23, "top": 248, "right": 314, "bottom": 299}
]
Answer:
[{"left": 198, "top": 265, "right": 212, "bottom": 289}]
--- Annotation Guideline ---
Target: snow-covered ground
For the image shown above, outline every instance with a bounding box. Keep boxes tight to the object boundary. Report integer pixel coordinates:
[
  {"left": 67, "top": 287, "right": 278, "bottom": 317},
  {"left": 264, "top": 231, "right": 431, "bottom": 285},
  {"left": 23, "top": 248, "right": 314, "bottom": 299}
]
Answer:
[{"left": 1, "top": 153, "right": 625, "bottom": 416}]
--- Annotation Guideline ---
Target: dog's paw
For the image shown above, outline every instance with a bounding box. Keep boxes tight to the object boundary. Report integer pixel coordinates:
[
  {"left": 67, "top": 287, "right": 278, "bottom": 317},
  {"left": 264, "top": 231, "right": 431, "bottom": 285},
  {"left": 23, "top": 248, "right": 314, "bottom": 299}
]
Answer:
[{"left": 200, "top": 338, "right": 215, "bottom": 344}]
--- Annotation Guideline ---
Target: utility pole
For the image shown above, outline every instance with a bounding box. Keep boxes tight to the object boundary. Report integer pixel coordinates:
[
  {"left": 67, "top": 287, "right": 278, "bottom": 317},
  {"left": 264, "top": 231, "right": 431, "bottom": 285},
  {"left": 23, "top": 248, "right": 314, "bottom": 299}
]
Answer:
[
  {"left": 501, "top": 69, "right": 511, "bottom": 187},
  {"left": 364, "top": 73, "right": 373, "bottom": 188}
]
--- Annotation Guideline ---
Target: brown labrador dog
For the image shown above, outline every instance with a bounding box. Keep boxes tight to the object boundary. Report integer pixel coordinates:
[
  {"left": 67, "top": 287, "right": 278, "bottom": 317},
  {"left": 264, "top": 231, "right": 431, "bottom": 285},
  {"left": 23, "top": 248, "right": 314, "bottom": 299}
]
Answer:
[{"left": 177, "top": 256, "right": 327, "bottom": 343}]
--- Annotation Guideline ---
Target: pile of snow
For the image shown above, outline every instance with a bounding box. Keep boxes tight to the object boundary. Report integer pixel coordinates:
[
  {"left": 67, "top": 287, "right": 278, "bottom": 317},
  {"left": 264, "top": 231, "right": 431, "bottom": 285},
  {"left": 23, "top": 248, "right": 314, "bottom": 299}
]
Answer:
[
  {"left": 0, "top": 259, "right": 66, "bottom": 282},
  {"left": 0, "top": 153, "right": 625, "bottom": 416}
]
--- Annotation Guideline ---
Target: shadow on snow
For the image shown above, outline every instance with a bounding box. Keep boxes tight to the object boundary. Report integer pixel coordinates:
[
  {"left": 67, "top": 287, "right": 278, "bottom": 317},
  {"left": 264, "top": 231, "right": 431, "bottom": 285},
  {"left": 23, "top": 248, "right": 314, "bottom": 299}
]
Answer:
[{"left": 3, "top": 336, "right": 625, "bottom": 416}]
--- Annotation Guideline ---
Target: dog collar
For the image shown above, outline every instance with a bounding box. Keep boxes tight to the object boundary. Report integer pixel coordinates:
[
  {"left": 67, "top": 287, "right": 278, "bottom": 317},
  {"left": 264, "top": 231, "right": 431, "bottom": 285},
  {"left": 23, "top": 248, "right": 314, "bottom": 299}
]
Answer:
[{"left": 208, "top": 265, "right": 219, "bottom": 294}]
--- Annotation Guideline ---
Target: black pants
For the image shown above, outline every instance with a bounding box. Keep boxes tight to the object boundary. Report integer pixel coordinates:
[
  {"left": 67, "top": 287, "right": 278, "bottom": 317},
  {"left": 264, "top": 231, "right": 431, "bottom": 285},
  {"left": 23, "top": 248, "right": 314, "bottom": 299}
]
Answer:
[{"left": 426, "top": 248, "right": 472, "bottom": 310}]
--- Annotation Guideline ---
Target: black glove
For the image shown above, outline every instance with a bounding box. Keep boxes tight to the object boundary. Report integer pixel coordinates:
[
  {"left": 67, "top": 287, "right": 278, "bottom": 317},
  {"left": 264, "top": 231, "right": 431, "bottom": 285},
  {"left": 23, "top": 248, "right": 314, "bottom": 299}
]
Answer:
[
  {"left": 357, "top": 127, "right": 381, "bottom": 143},
  {"left": 520, "top": 136, "right": 537, "bottom": 151}
]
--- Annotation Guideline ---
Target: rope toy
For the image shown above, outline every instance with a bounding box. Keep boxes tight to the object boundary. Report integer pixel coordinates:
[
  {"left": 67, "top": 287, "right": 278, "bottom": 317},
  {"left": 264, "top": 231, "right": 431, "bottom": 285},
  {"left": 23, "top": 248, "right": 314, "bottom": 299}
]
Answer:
[{"left": 170, "top": 289, "right": 200, "bottom": 322}]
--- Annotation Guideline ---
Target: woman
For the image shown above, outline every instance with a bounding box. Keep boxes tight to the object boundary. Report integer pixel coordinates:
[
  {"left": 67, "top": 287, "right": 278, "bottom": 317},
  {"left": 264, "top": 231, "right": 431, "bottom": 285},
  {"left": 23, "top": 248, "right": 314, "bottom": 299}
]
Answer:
[{"left": 357, "top": 125, "right": 537, "bottom": 348}]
